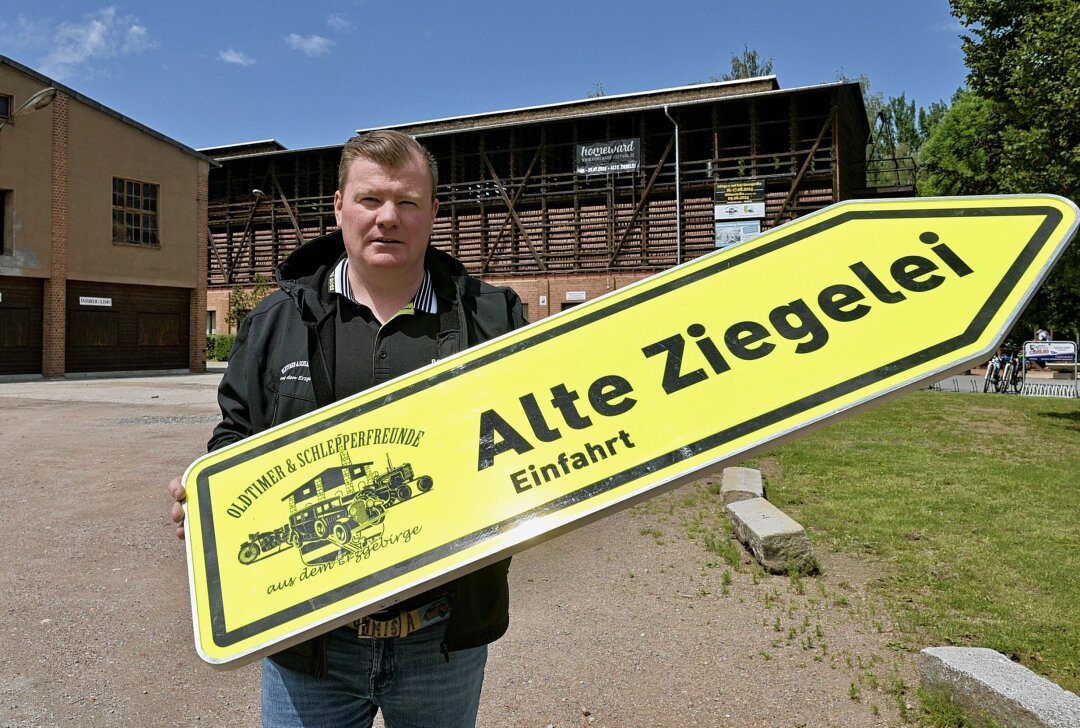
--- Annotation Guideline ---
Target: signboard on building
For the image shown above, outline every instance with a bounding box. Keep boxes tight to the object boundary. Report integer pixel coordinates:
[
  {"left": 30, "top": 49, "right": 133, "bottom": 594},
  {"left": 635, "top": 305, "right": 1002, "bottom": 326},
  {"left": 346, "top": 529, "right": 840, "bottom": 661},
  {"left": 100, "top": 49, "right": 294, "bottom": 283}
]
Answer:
[
  {"left": 78, "top": 297, "right": 113, "bottom": 307},
  {"left": 576, "top": 138, "right": 640, "bottom": 175},
  {"left": 715, "top": 179, "right": 766, "bottom": 219},
  {"left": 183, "top": 194, "right": 1078, "bottom": 667},
  {"left": 715, "top": 220, "right": 762, "bottom": 249}
]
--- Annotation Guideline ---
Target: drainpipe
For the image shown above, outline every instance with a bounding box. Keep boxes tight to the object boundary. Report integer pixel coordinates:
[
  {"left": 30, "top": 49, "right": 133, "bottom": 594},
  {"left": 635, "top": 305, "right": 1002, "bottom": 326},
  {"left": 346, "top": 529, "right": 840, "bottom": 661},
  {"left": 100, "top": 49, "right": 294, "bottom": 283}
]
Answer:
[{"left": 663, "top": 104, "right": 682, "bottom": 264}]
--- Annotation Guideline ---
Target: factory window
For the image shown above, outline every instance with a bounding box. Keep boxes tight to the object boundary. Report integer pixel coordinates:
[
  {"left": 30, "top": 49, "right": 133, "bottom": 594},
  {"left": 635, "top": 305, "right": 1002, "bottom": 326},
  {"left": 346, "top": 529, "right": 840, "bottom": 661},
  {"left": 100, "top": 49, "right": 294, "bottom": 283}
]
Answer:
[{"left": 112, "top": 177, "right": 160, "bottom": 246}]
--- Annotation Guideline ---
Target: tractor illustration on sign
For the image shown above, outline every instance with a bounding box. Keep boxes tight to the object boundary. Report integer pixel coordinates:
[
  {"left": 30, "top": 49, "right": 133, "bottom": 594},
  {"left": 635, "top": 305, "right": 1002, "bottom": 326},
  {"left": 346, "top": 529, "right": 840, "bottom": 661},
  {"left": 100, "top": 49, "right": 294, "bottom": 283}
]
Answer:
[{"left": 236, "top": 458, "right": 433, "bottom": 566}]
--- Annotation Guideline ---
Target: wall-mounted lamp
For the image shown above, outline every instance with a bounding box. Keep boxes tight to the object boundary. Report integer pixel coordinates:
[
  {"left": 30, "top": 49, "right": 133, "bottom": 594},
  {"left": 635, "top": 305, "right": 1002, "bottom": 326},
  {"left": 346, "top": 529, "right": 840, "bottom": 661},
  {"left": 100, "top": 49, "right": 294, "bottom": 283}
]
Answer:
[{"left": 0, "top": 87, "right": 57, "bottom": 134}]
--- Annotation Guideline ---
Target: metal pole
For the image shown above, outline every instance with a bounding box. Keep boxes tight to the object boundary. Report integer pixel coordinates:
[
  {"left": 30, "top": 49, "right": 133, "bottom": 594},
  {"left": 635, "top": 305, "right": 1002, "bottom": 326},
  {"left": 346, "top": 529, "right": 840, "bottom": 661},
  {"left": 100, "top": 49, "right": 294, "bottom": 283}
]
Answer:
[{"left": 663, "top": 105, "right": 682, "bottom": 265}]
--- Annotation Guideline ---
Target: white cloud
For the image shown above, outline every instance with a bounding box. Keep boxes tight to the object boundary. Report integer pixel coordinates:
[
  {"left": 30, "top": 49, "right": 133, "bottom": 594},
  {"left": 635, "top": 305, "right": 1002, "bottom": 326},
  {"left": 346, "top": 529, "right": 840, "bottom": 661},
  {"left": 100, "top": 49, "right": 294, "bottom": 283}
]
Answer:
[
  {"left": 285, "top": 33, "right": 334, "bottom": 57},
  {"left": 326, "top": 13, "right": 354, "bottom": 32},
  {"left": 123, "top": 23, "right": 154, "bottom": 53},
  {"left": 3, "top": 7, "right": 158, "bottom": 80},
  {"left": 219, "top": 48, "right": 256, "bottom": 66}
]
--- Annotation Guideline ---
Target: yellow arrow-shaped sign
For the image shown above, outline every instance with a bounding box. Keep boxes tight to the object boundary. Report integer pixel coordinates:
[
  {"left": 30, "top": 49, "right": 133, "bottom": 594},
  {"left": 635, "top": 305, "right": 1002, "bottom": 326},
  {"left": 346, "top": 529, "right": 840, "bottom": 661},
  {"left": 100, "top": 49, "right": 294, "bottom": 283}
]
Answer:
[{"left": 184, "top": 195, "right": 1078, "bottom": 665}]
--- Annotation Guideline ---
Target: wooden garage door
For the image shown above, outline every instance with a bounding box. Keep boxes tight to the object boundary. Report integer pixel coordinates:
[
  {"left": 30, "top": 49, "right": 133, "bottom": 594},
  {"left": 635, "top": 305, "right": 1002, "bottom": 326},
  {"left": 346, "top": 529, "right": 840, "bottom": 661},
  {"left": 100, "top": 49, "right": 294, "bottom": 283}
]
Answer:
[
  {"left": 66, "top": 281, "right": 190, "bottom": 372},
  {"left": 0, "top": 276, "right": 44, "bottom": 375}
]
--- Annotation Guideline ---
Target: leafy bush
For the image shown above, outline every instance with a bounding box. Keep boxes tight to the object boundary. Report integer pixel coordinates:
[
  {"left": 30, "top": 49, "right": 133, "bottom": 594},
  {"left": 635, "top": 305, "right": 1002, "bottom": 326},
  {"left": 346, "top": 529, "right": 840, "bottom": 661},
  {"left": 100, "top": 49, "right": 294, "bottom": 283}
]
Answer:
[
  {"left": 226, "top": 274, "right": 272, "bottom": 329},
  {"left": 206, "top": 334, "right": 236, "bottom": 362}
]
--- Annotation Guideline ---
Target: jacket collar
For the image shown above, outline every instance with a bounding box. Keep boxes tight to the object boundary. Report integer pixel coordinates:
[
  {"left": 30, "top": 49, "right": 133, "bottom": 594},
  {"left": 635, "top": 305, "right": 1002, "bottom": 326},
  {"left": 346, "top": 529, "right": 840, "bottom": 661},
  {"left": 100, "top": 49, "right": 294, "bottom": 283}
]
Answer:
[{"left": 275, "top": 230, "right": 468, "bottom": 320}]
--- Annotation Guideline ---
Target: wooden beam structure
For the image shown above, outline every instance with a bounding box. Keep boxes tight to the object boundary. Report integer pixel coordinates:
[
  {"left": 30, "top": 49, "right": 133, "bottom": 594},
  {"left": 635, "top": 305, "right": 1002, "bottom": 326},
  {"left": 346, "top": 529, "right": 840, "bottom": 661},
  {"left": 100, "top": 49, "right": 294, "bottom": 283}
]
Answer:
[
  {"left": 204, "top": 80, "right": 904, "bottom": 294},
  {"left": 607, "top": 134, "right": 675, "bottom": 268},
  {"left": 770, "top": 107, "right": 837, "bottom": 227},
  {"left": 481, "top": 146, "right": 543, "bottom": 273}
]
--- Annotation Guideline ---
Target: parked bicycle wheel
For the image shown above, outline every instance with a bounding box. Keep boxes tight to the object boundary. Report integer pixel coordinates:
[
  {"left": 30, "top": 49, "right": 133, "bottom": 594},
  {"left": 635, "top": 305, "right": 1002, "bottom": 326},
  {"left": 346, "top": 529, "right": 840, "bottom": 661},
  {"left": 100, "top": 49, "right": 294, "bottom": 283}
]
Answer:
[
  {"left": 1010, "top": 364, "right": 1024, "bottom": 393},
  {"left": 998, "top": 362, "right": 1013, "bottom": 393}
]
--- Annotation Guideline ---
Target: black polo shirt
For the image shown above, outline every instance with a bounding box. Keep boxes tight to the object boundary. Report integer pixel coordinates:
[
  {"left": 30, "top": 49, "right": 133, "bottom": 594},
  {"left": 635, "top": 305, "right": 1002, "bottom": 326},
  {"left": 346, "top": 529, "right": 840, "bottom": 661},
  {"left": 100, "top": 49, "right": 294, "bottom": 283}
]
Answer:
[{"left": 329, "top": 256, "right": 441, "bottom": 396}]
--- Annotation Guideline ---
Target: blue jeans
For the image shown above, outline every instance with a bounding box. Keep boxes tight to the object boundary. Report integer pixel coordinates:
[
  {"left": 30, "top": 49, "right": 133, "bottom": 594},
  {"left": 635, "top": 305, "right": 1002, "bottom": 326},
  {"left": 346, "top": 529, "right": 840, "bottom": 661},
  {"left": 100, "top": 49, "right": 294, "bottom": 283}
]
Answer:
[{"left": 261, "top": 624, "right": 487, "bottom": 728}]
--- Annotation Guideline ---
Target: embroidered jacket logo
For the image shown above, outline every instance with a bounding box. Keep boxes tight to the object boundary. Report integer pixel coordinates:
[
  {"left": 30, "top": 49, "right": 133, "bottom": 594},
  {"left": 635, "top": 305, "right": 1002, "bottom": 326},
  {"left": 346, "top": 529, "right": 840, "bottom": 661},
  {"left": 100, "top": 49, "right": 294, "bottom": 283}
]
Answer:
[{"left": 280, "top": 360, "right": 310, "bottom": 383}]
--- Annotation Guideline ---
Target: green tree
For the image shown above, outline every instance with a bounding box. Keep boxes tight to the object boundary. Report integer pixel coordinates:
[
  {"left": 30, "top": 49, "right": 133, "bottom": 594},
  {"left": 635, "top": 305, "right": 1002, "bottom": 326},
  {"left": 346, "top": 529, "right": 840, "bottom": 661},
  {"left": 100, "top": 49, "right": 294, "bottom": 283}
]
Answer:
[
  {"left": 712, "top": 45, "right": 774, "bottom": 81},
  {"left": 853, "top": 74, "right": 949, "bottom": 188},
  {"left": 917, "top": 102, "right": 949, "bottom": 146},
  {"left": 950, "top": 0, "right": 1080, "bottom": 336},
  {"left": 952, "top": 0, "right": 1080, "bottom": 199},
  {"left": 225, "top": 273, "right": 272, "bottom": 332},
  {"left": 917, "top": 91, "right": 996, "bottom": 196}
]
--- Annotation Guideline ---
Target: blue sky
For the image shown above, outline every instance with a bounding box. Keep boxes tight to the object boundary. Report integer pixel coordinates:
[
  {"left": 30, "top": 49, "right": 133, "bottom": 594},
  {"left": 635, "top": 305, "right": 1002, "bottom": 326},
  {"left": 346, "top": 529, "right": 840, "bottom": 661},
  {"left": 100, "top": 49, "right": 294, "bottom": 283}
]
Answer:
[{"left": 3, "top": 1, "right": 970, "bottom": 151}]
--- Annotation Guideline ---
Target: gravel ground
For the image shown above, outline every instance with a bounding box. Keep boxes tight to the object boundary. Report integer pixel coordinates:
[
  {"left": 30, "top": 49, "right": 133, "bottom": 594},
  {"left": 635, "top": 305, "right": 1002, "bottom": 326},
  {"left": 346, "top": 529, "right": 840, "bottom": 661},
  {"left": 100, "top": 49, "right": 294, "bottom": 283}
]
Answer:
[{"left": 0, "top": 371, "right": 919, "bottom": 727}]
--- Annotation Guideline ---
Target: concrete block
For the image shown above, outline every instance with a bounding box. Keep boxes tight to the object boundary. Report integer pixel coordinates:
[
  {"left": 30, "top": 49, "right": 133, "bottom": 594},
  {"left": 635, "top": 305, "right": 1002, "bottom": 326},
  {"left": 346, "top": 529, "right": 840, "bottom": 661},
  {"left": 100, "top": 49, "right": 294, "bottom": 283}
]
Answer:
[
  {"left": 920, "top": 647, "right": 1080, "bottom": 728},
  {"left": 725, "top": 497, "right": 814, "bottom": 574},
  {"left": 720, "top": 466, "right": 764, "bottom": 505}
]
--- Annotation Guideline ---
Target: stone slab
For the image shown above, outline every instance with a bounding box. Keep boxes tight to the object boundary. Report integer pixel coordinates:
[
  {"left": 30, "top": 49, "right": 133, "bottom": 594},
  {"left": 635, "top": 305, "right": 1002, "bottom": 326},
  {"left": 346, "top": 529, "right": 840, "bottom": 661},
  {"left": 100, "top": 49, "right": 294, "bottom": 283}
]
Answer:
[
  {"left": 725, "top": 497, "right": 814, "bottom": 574},
  {"left": 720, "top": 466, "right": 764, "bottom": 505},
  {"left": 920, "top": 646, "right": 1080, "bottom": 728}
]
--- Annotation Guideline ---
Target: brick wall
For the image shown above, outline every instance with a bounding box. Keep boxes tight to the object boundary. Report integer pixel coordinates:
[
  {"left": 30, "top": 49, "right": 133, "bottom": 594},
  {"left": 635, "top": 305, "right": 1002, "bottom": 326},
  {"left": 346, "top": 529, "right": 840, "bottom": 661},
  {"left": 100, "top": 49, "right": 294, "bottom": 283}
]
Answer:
[
  {"left": 485, "top": 271, "right": 653, "bottom": 321},
  {"left": 206, "top": 288, "right": 231, "bottom": 334},
  {"left": 42, "top": 92, "right": 68, "bottom": 378}
]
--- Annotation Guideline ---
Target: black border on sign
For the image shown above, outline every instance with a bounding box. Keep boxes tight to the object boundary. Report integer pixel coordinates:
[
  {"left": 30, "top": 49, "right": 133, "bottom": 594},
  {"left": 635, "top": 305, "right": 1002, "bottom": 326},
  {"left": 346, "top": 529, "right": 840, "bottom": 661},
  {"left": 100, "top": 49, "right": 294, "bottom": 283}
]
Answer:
[{"left": 197, "top": 205, "right": 1062, "bottom": 646}]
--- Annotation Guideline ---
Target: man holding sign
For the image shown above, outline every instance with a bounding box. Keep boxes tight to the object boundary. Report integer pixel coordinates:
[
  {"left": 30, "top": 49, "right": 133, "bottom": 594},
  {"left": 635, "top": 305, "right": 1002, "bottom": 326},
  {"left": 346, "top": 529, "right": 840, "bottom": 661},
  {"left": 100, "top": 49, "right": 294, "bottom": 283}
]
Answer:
[{"left": 169, "top": 130, "right": 526, "bottom": 727}]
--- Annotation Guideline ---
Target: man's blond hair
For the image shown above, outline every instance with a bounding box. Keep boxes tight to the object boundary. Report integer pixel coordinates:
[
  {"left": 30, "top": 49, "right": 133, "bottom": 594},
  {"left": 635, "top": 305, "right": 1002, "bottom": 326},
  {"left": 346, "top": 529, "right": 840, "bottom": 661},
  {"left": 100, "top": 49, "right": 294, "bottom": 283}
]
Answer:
[{"left": 338, "top": 130, "right": 439, "bottom": 200}]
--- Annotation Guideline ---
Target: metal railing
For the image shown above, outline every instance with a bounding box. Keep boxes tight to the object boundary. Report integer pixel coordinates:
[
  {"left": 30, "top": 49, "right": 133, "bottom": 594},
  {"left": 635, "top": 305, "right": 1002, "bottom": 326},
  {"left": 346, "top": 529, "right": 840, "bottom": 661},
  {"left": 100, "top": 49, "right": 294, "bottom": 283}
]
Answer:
[{"left": 865, "top": 156, "right": 917, "bottom": 190}]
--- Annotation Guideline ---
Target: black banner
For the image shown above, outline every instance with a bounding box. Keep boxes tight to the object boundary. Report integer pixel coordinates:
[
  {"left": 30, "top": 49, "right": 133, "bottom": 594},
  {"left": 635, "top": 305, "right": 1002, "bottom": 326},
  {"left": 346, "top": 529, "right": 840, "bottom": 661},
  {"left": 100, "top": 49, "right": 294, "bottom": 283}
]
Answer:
[{"left": 576, "top": 138, "right": 640, "bottom": 175}]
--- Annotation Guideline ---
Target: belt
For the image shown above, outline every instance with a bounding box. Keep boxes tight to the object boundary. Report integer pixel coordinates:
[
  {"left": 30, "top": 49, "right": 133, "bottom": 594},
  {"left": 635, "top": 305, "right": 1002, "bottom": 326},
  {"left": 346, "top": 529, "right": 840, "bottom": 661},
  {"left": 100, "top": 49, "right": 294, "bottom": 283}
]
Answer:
[{"left": 352, "top": 595, "right": 451, "bottom": 639}]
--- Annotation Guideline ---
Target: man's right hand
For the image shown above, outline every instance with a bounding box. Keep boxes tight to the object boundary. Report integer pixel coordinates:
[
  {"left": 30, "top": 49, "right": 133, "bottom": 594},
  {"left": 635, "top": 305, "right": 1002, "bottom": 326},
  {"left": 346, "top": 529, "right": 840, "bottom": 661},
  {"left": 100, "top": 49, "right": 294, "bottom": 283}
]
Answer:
[{"left": 168, "top": 475, "right": 186, "bottom": 540}]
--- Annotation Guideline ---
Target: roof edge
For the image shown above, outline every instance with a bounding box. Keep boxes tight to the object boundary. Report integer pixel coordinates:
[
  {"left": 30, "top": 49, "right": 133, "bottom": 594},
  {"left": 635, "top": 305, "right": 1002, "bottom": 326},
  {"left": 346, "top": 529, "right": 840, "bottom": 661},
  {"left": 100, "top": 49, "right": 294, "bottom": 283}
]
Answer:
[
  {"left": 358, "top": 76, "right": 782, "bottom": 135},
  {"left": 1, "top": 54, "right": 219, "bottom": 167},
  {"left": 198, "top": 139, "right": 286, "bottom": 152},
  {"left": 376, "top": 78, "right": 866, "bottom": 139}
]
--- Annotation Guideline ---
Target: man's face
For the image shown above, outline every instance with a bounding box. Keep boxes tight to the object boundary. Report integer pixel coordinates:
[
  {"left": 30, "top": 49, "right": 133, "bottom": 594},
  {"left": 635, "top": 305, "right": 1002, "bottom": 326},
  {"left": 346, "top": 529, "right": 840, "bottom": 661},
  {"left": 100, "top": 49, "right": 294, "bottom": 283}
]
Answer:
[{"left": 333, "top": 154, "right": 439, "bottom": 276}]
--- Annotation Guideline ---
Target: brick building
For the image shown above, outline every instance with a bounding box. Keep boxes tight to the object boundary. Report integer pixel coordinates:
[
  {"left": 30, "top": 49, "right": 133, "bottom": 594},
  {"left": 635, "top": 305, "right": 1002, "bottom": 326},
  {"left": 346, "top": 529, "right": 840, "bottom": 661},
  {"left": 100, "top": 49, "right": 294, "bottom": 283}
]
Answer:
[
  {"left": 205, "top": 77, "right": 909, "bottom": 327},
  {"left": 0, "top": 56, "right": 214, "bottom": 376}
]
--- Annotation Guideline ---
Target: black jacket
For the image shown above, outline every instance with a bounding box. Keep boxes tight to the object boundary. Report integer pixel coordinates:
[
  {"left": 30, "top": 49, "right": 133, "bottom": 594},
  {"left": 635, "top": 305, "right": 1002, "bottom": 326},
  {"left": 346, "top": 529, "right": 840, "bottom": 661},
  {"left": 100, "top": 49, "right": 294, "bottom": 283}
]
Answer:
[{"left": 211, "top": 230, "right": 526, "bottom": 677}]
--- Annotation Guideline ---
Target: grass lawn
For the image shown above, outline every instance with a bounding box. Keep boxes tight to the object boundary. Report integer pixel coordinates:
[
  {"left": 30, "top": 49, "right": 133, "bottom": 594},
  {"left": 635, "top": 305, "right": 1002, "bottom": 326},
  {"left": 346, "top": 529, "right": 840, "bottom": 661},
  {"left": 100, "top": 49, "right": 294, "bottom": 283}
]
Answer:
[{"left": 749, "top": 390, "right": 1080, "bottom": 695}]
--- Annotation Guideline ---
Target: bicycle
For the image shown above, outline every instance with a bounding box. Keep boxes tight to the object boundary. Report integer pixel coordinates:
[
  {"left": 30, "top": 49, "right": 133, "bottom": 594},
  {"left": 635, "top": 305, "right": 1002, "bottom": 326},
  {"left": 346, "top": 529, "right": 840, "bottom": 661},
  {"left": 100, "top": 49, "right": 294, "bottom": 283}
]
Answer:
[
  {"left": 983, "top": 350, "right": 1005, "bottom": 393},
  {"left": 997, "top": 347, "right": 1023, "bottom": 393}
]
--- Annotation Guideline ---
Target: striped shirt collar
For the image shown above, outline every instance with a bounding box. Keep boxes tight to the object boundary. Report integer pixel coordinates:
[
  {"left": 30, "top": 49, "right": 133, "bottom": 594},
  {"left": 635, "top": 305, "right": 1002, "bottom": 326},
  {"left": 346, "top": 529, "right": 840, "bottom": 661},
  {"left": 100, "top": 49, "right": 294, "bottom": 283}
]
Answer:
[{"left": 328, "top": 257, "right": 438, "bottom": 314}]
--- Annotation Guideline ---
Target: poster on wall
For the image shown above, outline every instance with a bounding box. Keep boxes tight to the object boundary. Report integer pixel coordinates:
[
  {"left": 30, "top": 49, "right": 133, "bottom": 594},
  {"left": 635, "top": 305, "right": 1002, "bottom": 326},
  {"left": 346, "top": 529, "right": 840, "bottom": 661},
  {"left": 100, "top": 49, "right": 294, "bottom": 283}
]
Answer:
[
  {"left": 576, "top": 139, "right": 640, "bottom": 175},
  {"left": 714, "top": 220, "right": 762, "bottom": 249},
  {"left": 715, "top": 179, "right": 766, "bottom": 219}
]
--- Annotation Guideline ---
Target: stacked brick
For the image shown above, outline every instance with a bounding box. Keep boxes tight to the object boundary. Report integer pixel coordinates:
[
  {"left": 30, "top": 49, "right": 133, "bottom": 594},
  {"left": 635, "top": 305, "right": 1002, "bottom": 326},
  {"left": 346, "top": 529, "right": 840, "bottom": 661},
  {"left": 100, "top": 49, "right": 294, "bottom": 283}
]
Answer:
[{"left": 43, "top": 92, "right": 68, "bottom": 378}]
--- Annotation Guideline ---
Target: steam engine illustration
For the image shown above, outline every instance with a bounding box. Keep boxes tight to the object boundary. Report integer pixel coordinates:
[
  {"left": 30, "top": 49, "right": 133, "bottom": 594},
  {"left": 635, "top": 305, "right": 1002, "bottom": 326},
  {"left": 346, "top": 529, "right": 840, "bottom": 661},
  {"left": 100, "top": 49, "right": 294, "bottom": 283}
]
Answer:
[{"left": 236, "top": 458, "right": 433, "bottom": 566}]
